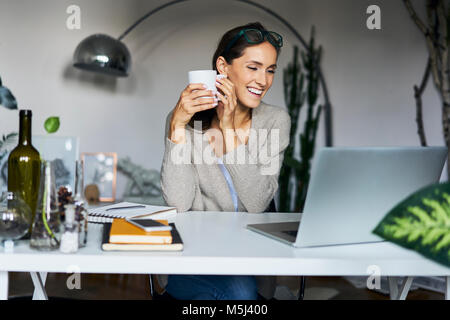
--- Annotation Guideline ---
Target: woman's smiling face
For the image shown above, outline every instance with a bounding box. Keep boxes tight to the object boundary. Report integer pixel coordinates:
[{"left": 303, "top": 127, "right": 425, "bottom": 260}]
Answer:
[{"left": 217, "top": 41, "right": 278, "bottom": 109}]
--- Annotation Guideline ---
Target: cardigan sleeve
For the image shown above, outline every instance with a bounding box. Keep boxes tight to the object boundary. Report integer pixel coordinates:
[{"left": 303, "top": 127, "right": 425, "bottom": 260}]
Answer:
[
  {"left": 222, "top": 109, "right": 291, "bottom": 213},
  {"left": 160, "top": 112, "right": 196, "bottom": 213}
]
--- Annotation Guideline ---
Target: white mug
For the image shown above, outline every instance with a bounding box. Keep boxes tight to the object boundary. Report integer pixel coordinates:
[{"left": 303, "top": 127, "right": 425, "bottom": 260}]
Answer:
[{"left": 188, "top": 70, "right": 226, "bottom": 95}]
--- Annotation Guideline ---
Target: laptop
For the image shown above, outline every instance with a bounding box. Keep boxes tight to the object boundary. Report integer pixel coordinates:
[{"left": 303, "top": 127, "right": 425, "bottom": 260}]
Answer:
[{"left": 247, "top": 147, "right": 447, "bottom": 247}]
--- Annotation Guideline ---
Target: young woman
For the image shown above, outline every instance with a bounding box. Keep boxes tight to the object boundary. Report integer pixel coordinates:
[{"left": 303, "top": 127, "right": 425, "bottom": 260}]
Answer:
[{"left": 159, "top": 22, "right": 291, "bottom": 300}]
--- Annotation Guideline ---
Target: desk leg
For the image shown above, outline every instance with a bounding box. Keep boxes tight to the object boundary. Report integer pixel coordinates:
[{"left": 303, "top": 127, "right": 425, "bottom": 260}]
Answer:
[
  {"left": 388, "top": 277, "right": 399, "bottom": 300},
  {"left": 446, "top": 276, "right": 449, "bottom": 301},
  {"left": 30, "top": 272, "right": 48, "bottom": 300},
  {"left": 0, "top": 271, "right": 8, "bottom": 300},
  {"left": 149, "top": 275, "right": 154, "bottom": 298},
  {"left": 388, "top": 277, "right": 414, "bottom": 300},
  {"left": 397, "top": 277, "right": 414, "bottom": 300}
]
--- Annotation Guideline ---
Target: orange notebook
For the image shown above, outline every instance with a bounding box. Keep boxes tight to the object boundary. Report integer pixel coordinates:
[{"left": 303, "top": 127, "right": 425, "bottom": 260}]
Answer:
[{"left": 109, "top": 219, "right": 172, "bottom": 244}]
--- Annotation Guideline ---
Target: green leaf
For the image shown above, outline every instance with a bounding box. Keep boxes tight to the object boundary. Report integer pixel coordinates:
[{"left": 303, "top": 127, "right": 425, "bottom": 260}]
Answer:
[
  {"left": 422, "top": 228, "right": 446, "bottom": 246},
  {"left": 407, "top": 205, "right": 434, "bottom": 225},
  {"left": 424, "top": 201, "right": 450, "bottom": 225},
  {"left": 373, "top": 182, "right": 450, "bottom": 268},
  {"left": 442, "top": 192, "right": 450, "bottom": 205},
  {"left": 436, "top": 233, "right": 450, "bottom": 251},
  {"left": 284, "top": 156, "right": 302, "bottom": 170},
  {"left": 44, "top": 116, "right": 60, "bottom": 133},
  {"left": 407, "top": 228, "right": 424, "bottom": 242},
  {"left": 0, "top": 86, "right": 18, "bottom": 110},
  {"left": 5, "top": 132, "right": 18, "bottom": 140}
]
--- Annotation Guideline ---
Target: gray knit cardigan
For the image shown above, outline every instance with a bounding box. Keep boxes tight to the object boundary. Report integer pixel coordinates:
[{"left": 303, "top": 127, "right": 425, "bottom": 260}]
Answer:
[{"left": 158, "top": 101, "right": 291, "bottom": 298}]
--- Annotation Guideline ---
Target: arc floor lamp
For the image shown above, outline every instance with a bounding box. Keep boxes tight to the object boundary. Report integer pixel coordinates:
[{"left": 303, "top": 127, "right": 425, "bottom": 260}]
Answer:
[{"left": 72, "top": 0, "right": 333, "bottom": 147}]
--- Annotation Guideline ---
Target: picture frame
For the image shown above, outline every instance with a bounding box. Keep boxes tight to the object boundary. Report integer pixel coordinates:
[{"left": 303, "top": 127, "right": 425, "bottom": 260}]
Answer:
[{"left": 81, "top": 152, "right": 117, "bottom": 202}]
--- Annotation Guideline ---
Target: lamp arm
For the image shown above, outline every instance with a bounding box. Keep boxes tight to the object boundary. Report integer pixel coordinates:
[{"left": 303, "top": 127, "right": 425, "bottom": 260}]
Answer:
[
  {"left": 236, "top": 0, "right": 308, "bottom": 48},
  {"left": 117, "top": 0, "right": 333, "bottom": 146},
  {"left": 118, "top": 0, "right": 189, "bottom": 41}
]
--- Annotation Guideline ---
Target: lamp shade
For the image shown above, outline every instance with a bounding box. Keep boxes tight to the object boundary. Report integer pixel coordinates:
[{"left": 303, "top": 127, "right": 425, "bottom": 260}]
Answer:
[{"left": 73, "top": 34, "right": 131, "bottom": 77}]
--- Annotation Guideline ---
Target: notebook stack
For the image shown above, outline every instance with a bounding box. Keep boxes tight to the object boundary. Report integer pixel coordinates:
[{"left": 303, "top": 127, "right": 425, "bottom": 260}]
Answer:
[{"left": 102, "top": 218, "right": 183, "bottom": 251}]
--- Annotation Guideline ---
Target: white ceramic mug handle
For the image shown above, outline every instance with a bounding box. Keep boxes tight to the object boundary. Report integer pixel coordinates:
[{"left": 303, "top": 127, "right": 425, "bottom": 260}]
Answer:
[{"left": 216, "top": 74, "right": 228, "bottom": 99}]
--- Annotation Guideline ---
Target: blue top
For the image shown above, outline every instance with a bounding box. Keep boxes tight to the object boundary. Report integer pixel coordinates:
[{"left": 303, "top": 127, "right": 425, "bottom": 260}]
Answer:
[{"left": 216, "top": 157, "right": 239, "bottom": 212}]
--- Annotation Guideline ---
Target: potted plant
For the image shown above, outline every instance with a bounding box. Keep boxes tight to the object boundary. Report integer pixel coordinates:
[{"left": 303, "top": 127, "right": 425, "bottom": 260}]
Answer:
[{"left": 278, "top": 28, "right": 323, "bottom": 213}]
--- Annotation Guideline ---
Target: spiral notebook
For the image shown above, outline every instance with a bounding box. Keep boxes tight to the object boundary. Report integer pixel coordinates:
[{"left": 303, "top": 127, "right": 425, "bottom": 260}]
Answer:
[{"left": 88, "top": 202, "right": 177, "bottom": 224}]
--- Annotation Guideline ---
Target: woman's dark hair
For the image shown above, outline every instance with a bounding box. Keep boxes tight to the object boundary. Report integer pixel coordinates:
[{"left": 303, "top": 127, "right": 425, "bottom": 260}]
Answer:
[{"left": 188, "top": 22, "right": 281, "bottom": 131}]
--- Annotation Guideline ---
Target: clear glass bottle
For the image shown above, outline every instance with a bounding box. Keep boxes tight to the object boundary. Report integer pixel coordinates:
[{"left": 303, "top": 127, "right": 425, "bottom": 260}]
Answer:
[
  {"left": 73, "top": 160, "right": 88, "bottom": 247},
  {"left": 0, "top": 191, "right": 32, "bottom": 251},
  {"left": 30, "top": 161, "right": 61, "bottom": 250},
  {"left": 8, "top": 110, "right": 41, "bottom": 233},
  {"left": 60, "top": 204, "right": 78, "bottom": 253}
]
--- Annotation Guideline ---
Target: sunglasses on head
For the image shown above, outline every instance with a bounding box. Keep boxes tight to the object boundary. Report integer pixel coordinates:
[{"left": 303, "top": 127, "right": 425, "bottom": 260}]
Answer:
[{"left": 223, "top": 28, "right": 283, "bottom": 56}]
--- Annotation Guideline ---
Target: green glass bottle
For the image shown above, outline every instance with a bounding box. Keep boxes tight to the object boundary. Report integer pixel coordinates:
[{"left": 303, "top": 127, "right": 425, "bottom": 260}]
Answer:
[{"left": 8, "top": 110, "right": 41, "bottom": 230}]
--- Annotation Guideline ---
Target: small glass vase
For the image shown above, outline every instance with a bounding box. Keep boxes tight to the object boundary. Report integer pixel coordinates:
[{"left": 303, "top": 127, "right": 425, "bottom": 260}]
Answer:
[
  {"left": 0, "top": 191, "right": 32, "bottom": 251},
  {"left": 73, "top": 160, "right": 88, "bottom": 247},
  {"left": 30, "top": 161, "right": 61, "bottom": 251}
]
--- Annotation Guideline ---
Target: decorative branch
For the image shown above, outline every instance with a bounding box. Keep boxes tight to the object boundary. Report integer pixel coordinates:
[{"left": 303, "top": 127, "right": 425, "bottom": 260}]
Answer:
[
  {"left": 414, "top": 58, "right": 431, "bottom": 146},
  {"left": 404, "top": 0, "right": 442, "bottom": 90},
  {"left": 436, "top": 1, "right": 449, "bottom": 101},
  {"left": 404, "top": 0, "right": 450, "bottom": 179},
  {"left": 403, "top": 0, "right": 428, "bottom": 33}
]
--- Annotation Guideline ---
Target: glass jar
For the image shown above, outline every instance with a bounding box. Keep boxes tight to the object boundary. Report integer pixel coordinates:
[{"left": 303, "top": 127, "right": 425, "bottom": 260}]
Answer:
[
  {"left": 74, "top": 160, "right": 88, "bottom": 247},
  {"left": 30, "top": 161, "right": 61, "bottom": 250},
  {"left": 0, "top": 191, "right": 32, "bottom": 250}
]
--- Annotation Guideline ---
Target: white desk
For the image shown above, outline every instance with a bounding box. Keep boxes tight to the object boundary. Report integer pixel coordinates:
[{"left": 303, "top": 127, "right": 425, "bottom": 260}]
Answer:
[{"left": 1, "top": 212, "right": 449, "bottom": 300}]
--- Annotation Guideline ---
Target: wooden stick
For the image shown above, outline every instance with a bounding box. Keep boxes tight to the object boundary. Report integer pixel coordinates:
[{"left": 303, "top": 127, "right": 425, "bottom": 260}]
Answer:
[
  {"left": 404, "top": 0, "right": 442, "bottom": 90},
  {"left": 436, "top": 1, "right": 450, "bottom": 176},
  {"left": 414, "top": 58, "right": 431, "bottom": 146}
]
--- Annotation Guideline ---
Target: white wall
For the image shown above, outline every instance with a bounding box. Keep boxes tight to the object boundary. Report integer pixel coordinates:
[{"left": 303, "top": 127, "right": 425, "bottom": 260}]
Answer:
[{"left": 0, "top": 0, "right": 444, "bottom": 198}]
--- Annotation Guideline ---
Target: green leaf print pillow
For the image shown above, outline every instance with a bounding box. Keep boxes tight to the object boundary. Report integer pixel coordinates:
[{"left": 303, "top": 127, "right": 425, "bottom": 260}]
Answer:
[{"left": 373, "top": 182, "right": 450, "bottom": 267}]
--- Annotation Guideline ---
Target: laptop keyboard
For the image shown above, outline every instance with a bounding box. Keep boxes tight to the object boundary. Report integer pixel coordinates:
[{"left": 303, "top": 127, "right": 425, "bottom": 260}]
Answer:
[{"left": 282, "top": 230, "right": 298, "bottom": 237}]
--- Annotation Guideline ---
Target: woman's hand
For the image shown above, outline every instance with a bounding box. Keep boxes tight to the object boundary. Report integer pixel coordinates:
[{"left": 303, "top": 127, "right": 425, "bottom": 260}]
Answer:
[
  {"left": 169, "top": 83, "right": 217, "bottom": 143},
  {"left": 215, "top": 77, "right": 238, "bottom": 130},
  {"left": 215, "top": 77, "right": 240, "bottom": 153}
]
